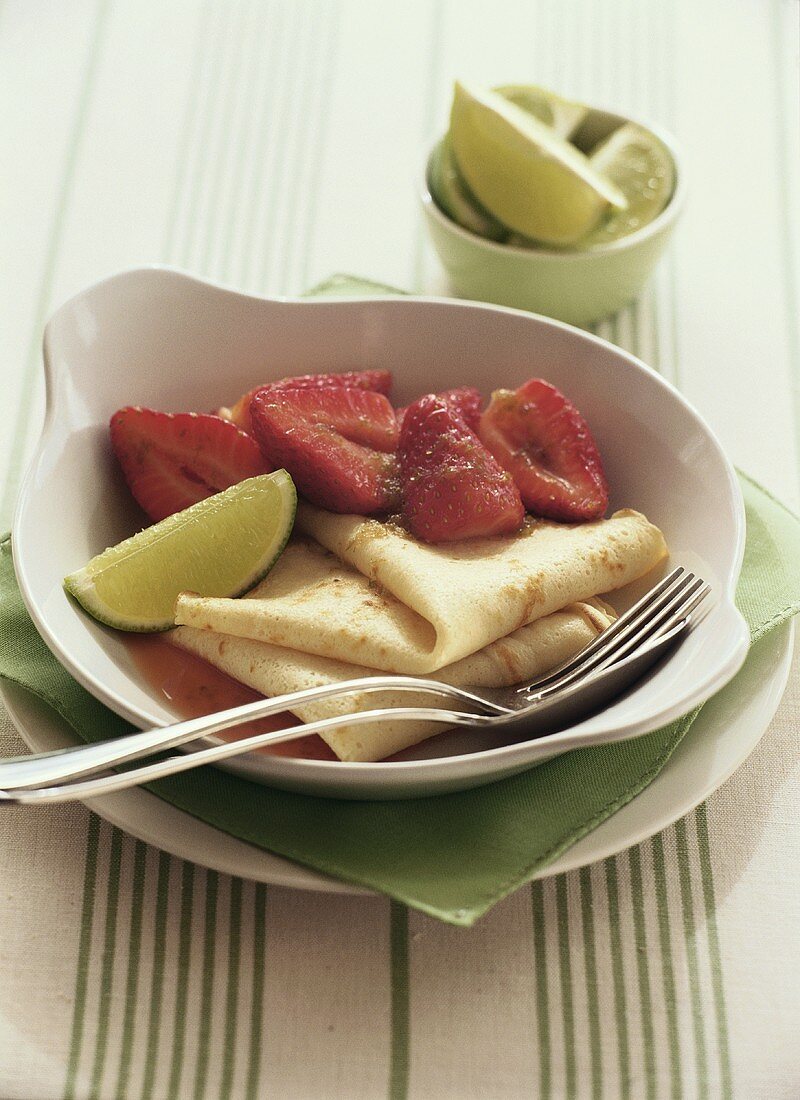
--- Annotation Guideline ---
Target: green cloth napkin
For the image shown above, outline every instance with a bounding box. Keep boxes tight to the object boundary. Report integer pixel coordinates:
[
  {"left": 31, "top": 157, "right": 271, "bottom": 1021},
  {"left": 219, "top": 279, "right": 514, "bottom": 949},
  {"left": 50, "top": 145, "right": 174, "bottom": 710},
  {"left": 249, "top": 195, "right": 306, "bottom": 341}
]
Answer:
[{"left": 1, "top": 278, "right": 799, "bottom": 925}]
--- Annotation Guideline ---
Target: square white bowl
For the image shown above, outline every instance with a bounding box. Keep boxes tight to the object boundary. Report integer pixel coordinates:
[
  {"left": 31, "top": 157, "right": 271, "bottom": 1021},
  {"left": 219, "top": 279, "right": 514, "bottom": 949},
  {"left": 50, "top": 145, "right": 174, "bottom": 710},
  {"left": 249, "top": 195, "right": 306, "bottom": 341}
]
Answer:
[{"left": 12, "top": 267, "right": 749, "bottom": 798}]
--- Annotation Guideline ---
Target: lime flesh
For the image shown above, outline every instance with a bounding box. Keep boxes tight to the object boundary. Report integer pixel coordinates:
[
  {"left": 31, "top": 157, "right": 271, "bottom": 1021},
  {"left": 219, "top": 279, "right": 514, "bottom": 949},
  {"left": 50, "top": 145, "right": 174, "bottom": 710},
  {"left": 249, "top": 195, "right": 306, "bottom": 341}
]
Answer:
[
  {"left": 449, "top": 81, "right": 627, "bottom": 245},
  {"left": 493, "top": 83, "right": 588, "bottom": 139},
  {"left": 64, "top": 470, "right": 297, "bottom": 632},
  {"left": 579, "top": 122, "right": 675, "bottom": 246}
]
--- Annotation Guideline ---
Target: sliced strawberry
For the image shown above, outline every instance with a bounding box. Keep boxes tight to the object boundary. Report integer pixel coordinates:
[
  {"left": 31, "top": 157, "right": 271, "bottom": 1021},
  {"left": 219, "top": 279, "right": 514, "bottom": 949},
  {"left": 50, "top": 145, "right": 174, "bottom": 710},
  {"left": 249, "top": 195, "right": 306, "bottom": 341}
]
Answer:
[
  {"left": 478, "top": 379, "right": 609, "bottom": 522},
  {"left": 110, "top": 408, "right": 271, "bottom": 522},
  {"left": 220, "top": 369, "right": 392, "bottom": 433},
  {"left": 396, "top": 387, "right": 483, "bottom": 432},
  {"left": 249, "top": 386, "right": 400, "bottom": 515},
  {"left": 399, "top": 394, "right": 525, "bottom": 543}
]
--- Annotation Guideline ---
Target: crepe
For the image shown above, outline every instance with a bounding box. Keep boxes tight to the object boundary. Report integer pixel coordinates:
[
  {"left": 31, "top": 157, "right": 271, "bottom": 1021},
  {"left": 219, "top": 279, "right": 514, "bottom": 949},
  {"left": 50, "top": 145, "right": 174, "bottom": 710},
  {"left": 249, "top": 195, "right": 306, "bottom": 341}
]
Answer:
[
  {"left": 174, "top": 502, "right": 667, "bottom": 676},
  {"left": 172, "top": 597, "right": 616, "bottom": 762}
]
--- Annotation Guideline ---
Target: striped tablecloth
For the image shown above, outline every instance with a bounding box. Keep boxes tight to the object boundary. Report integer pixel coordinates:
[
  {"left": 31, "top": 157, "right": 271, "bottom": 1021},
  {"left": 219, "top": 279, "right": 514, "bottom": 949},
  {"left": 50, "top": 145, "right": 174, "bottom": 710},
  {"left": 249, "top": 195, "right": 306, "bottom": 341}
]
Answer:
[{"left": 2, "top": 2, "right": 799, "bottom": 1096}]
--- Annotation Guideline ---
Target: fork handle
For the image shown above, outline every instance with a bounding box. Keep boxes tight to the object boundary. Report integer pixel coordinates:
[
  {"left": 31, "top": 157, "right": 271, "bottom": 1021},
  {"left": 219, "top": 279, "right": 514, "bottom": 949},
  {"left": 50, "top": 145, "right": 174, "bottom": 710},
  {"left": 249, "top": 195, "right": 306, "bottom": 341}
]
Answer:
[
  {"left": 0, "top": 705, "right": 494, "bottom": 804},
  {"left": 0, "top": 676, "right": 496, "bottom": 791}
]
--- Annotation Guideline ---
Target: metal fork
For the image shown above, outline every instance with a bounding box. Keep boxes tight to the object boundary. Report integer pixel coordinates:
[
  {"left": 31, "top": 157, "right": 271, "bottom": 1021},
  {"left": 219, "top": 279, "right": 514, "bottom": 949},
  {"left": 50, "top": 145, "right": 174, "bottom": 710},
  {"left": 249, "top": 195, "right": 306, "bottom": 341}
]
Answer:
[{"left": 0, "top": 568, "right": 708, "bottom": 803}]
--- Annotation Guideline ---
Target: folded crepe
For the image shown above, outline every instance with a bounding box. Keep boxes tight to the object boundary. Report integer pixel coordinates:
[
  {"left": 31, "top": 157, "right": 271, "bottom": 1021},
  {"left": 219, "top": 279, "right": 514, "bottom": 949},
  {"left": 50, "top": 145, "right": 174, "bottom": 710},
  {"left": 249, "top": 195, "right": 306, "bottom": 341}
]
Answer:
[
  {"left": 171, "top": 502, "right": 667, "bottom": 761},
  {"left": 172, "top": 597, "right": 616, "bottom": 762},
  {"left": 174, "top": 503, "right": 667, "bottom": 675}
]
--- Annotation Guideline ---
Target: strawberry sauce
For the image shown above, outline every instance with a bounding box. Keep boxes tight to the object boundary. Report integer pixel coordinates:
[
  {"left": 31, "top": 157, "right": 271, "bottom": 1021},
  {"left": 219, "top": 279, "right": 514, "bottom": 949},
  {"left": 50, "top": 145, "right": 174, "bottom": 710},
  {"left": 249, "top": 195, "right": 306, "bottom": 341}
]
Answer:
[{"left": 124, "top": 634, "right": 337, "bottom": 761}]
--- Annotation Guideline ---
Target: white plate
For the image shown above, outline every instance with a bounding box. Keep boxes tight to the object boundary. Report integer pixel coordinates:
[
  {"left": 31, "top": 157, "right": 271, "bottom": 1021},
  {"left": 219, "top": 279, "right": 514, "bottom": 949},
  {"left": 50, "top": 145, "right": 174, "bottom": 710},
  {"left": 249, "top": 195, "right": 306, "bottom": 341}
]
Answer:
[
  {"left": 12, "top": 267, "right": 750, "bottom": 798},
  {"left": 1, "top": 622, "right": 791, "bottom": 892}
]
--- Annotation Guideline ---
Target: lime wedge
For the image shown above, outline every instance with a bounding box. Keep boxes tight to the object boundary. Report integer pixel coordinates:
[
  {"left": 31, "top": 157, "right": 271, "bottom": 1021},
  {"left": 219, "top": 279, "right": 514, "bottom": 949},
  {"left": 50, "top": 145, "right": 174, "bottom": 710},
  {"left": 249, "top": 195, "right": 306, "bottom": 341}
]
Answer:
[
  {"left": 449, "top": 81, "right": 627, "bottom": 245},
  {"left": 428, "top": 134, "right": 507, "bottom": 240},
  {"left": 580, "top": 122, "right": 675, "bottom": 247},
  {"left": 493, "top": 83, "right": 588, "bottom": 139},
  {"left": 64, "top": 470, "right": 296, "bottom": 631}
]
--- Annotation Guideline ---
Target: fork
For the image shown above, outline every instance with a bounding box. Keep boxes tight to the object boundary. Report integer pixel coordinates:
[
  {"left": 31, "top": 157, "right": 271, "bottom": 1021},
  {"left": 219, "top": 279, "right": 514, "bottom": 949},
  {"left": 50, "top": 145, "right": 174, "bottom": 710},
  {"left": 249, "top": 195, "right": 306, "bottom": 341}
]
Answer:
[{"left": 0, "top": 568, "right": 708, "bottom": 803}]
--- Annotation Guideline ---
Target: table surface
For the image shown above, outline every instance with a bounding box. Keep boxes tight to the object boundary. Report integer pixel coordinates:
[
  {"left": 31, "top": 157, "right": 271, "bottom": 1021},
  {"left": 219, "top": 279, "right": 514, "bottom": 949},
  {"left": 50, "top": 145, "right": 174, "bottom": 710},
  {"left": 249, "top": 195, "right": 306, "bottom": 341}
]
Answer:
[{"left": 2, "top": 1, "right": 799, "bottom": 1097}]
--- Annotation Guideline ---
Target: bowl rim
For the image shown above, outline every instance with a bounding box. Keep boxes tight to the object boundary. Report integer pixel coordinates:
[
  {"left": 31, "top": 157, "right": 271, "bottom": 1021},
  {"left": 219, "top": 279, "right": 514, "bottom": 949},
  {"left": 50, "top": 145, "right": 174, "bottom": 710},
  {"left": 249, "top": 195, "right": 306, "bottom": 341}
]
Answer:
[
  {"left": 419, "top": 104, "right": 687, "bottom": 259},
  {"left": 12, "top": 267, "right": 749, "bottom": 786}
]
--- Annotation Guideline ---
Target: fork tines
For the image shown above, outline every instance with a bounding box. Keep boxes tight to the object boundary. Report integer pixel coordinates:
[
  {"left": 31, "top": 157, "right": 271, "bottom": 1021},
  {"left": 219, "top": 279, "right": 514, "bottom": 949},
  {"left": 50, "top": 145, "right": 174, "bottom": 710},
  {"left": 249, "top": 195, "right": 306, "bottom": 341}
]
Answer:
[{"left": 521, "top": 567, "right": 710, "bottom": 702}]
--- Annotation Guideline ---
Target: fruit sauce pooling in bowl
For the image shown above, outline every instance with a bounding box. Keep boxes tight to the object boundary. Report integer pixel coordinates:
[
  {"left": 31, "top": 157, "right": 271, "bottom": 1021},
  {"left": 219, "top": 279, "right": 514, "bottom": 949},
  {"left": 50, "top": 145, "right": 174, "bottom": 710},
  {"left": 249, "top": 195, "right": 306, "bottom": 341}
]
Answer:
[
  {"left": 124, "top": 634, "right": 471, "bottom": 765},
  {"left": 124, "top": 633, "right": 337, "bottom": 760}
]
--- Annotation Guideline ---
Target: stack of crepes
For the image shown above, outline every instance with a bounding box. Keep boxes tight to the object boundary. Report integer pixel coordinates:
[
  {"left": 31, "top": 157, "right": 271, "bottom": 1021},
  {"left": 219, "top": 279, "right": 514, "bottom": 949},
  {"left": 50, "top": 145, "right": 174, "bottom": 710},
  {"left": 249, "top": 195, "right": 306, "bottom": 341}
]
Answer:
[{"left": 172, "top": 502, "right": 668, "bottom": 762}]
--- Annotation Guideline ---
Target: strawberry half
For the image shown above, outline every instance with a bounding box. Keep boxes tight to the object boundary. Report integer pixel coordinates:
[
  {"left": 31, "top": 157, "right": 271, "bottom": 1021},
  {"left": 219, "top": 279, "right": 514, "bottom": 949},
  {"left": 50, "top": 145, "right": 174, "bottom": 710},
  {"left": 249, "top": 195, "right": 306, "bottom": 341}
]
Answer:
[
  {"left": 110, "top": 408, "right": 272, "bottom": 522},
  {"left": 396, "top": 386, "right": 483, "bottom": 432},
  {"left": 399, "top": 394, "right": 525, "bottom": 543},
  {"left": 249, "top": 386, "right": 400, "bottom": 515},
  {"left": 220, "top": 369, "right": 392, "bottom": 433},
  {"left": 478, "top": 378, "right": 609, "bottom": 522}
]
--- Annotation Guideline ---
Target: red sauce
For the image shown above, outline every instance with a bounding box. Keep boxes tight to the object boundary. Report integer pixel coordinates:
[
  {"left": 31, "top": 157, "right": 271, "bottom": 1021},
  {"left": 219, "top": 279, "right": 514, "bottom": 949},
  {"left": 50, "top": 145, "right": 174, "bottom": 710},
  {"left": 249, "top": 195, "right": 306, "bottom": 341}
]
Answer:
[{"left": 124, "top": 634, "right": 338, "bottom": 761}]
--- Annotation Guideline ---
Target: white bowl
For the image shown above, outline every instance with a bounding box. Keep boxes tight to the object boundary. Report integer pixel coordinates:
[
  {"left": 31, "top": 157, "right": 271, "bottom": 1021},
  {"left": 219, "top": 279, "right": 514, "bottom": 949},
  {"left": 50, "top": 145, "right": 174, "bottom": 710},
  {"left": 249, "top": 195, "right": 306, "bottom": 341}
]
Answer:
[{"left": 12, "top": 267, "right": 749, "bottom": 799}]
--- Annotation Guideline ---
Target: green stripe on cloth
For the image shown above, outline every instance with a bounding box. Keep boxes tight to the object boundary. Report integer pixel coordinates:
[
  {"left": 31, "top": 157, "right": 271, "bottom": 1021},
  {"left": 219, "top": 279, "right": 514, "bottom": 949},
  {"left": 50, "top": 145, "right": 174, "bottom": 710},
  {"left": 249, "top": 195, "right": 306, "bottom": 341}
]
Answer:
[
  {"left": 113, "top": 840, "right": 147, "bottom": 1100},
  {"left": 531, "top": 881, "right": 551, "bottom": 1098},
  {"left": 88, "top": 827, "right": 124, "bottom": 1097},
  {"left": 0, "top": 464, "right": 799, "bottom": 925},
  {"left": 193, "top": 870, "right": 219, "bottom": 1100},
  {"left": 388, "top": 902, "right": 409, "bottom": 1100},
  {"left": 694, "top": 804, "right": 733, "bottom": 1097},
  {"left": 578, "top": 867, "right": 602, "bottom": 1099},
  {"left": 165, "top": 862, "right": 195, "bottom": 1098},
  {"left": 244, "top": 885, "right": 267, "bottom": 1100},
  {"left": 220, "top": 877, "right": 244, "bottom": 1098},
  {"left": 139, "top": 851, "right": 171, "bottom": 1100},
  {"left": 627, "top": 845, "right": 657, "bottom": 1098},
  {"left": 674, "top": 818, "right": 709, "bottom": 1090},
  {"left": 605, "top": 858, "right": 631, "bottom": 1096},
  {"left": 651, "top": 833, "right": 682, "bottom": 1098},
  {"left": 554, "top": 877, "right": 577, "bottom": 1097},
  {"left": 63, "top": 814, "right": 101, "bottom": 1100}
]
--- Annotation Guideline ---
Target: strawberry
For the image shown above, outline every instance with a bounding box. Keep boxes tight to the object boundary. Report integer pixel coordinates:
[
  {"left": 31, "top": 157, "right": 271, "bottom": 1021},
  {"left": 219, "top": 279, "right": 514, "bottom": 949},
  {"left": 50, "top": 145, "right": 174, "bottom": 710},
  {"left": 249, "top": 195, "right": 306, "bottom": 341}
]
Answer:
[
  {"left": 399, "top": 394, "right": 525, "bottom": 542},
  {"left": 396, "top": 386, "right": 483, "bottom": 432},
  {"left": 478, "top": 378, "right": 609, "bottom": 522},
  {"left": 220, "top": 369, "right": 392, "bottom": 433},
  {"left": 110, "top": 408, "right": 272, "bottom": 522},
  {"left": 249, "top": 385, "right": 400, "bottom": 515}
]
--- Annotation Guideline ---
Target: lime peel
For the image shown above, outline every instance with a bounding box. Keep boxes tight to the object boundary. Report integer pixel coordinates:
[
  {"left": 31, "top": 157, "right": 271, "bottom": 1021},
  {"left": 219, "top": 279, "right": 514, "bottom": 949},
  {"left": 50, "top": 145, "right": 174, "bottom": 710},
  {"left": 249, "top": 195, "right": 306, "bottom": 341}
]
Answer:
[
  {"left": 64, "top": 470, "right": 297, "bottom": 632},
  {"left": 428, "top": 134, "right": 508, "bottom": 241}
]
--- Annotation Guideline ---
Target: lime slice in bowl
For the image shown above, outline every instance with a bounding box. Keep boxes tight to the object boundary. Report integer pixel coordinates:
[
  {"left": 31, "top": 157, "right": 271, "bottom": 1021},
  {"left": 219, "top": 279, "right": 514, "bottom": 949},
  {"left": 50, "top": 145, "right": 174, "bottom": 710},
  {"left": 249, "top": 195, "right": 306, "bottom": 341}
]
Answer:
[
  {"left": 428, "top": 134, "right": 508, "bottom": 240},
  {"left": 579, "top": 122, "right": 676, "bottom": 247},
  {"left": 449, "top": 81, "right": 627, "bottom": 245},
  {"left": 493, "top": 83, "right": 588, "bottom": 139},
  {"left": 64, "top": 470, "right": 296, "bottom": 631}
]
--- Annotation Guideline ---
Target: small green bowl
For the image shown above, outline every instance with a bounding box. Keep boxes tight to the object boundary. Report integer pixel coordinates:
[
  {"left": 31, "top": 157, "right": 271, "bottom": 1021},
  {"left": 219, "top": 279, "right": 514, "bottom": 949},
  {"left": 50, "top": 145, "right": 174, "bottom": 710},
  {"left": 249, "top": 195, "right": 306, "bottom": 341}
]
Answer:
[{"left": 420, "top": 107, "right": 686, "bottom": 326}]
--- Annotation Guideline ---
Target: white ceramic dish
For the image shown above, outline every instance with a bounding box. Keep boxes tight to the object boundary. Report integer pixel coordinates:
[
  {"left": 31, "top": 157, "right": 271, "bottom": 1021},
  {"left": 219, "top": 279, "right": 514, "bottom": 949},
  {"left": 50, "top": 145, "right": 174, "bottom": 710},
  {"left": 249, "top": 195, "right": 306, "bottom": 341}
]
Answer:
[
  {"left": 12, "top": 267, "right": 750, "bottom": 799},
  {"left": 1, "top": 622, "right": 790, "bottom": 892}
]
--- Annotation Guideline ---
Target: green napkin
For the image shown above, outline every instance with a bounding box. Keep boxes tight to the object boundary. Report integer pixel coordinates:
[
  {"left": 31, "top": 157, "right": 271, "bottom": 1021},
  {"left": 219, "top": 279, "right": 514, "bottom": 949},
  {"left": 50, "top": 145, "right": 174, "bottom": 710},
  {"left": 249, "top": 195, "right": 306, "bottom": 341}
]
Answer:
[{"left": 1, "top": 279, "right": 799, "bottom": 925}]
